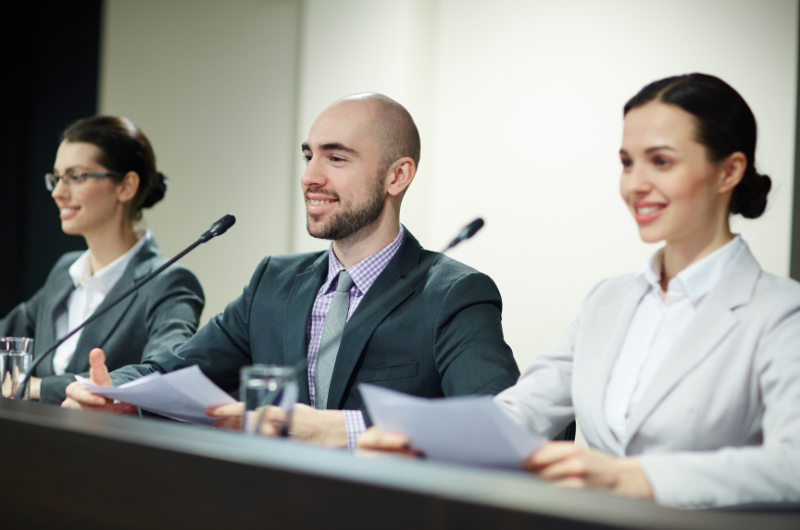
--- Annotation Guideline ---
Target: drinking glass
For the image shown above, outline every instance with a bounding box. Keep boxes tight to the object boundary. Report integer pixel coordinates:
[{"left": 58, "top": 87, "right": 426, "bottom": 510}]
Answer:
[
  {"left": 0, "top": 337, "right": 34, "bottom": 400},
  {"left": 240, "top": 365, "right": 298, "bottom": 435}
]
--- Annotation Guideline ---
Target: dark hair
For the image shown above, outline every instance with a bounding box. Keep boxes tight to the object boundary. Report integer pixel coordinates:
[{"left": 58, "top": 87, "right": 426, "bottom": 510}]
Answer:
[
  {"left": 623, "top": 73, "right": 771, "bottom": 219},
  {"left": 62, "top": 116, "right": 167, "bottom": 220}
]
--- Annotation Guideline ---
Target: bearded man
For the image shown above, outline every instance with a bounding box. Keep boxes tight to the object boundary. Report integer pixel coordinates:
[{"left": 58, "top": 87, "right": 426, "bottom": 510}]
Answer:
[{"left": 63, "top": 93, "right": 520, "bottom": 448}]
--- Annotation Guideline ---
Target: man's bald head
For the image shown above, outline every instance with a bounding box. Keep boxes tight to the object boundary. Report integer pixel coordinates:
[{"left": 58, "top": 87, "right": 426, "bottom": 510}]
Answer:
[{"left": 335, "top": 93, "right": 421, "bottom": 174}]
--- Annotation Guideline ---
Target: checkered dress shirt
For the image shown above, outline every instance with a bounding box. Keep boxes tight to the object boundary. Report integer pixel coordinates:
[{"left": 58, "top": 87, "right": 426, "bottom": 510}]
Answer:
[{"left": 306, "top": 226, "right": 405, "bottom": 449}]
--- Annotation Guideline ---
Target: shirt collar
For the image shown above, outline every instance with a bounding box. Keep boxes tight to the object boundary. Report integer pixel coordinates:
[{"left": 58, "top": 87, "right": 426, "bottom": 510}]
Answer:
[
  {"left": 69, "top": 230, "right": 150, "bottom": 293},
  {"left": 637, "top": 235, "right": 743, "bottom": 305},
  {"left": 323, "top": 226, "right": 405, "bottom": 295}
]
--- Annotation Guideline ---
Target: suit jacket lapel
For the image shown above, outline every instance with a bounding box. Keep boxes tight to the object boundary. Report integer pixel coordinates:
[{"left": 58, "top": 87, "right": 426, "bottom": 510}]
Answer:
[
  {"left": 624, "top": 244, "right": 760, "bottom": 451},
  {"left": 34, "top": 271, "right": 76, "bottom": 377},
  {"left": 325, "top": 232, "right": 419, "bottom": 410},
  {"left": 283, "top": 253, "right": 328, "bottom": 405},
  {"left": 66, "top": 237, "right": 160, "bottom": 373},
  {"left": 585, "top": 279, "right": 648, "bottom": 453}
]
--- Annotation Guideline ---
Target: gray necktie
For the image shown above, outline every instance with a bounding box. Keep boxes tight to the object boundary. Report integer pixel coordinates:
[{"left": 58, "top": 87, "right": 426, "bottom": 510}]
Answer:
[{"left": 314, "top": 270, "right": 354, "bottom": 409}]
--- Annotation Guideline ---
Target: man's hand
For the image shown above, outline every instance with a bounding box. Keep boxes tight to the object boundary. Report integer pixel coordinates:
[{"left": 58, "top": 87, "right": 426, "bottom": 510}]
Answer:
[
  {"left": 357, "top": 426, "right": 423, "bottom": 457},
  {"left": 525, "top": 441, "right": 654, "bottom": 499},
  {"left": 207, "top": 402, "right": 348, "bottom": 447},
  {"left": 61, "top": 348, "right": 137, "bottom": 414}
]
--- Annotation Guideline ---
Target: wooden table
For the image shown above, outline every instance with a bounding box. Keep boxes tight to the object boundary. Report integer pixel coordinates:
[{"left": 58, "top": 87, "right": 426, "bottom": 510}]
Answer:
[{"left": 1, "top": 399, "right": 797, "bottom": 529}]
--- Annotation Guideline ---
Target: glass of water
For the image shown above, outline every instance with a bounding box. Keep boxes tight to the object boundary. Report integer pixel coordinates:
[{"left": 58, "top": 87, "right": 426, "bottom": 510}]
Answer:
[
  {"left": 1, "top": 337, "right": 34, "bottom": 400},
  {"left": 240, "top": 365, "right": 298, "bottom": 435}
]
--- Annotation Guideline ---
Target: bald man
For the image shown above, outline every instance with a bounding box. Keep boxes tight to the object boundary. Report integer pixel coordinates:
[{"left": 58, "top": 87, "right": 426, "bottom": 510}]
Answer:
[{"left": 63, "top": 93, "right": 519, "bottom": 448}]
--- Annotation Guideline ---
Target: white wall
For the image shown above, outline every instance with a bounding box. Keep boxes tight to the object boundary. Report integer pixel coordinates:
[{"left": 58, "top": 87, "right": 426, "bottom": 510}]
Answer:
[
  {"left": 290, "top": 0, "right": 437, "bottom": 253},
  {"left": 100, "top": 0, "right": 798, "bottom": 369},
  {"left": 100, "top": 0, "right": 301, "bottom": 323},
  {"left": 424, "top": 0, "right": 799, "bottom": 368}
]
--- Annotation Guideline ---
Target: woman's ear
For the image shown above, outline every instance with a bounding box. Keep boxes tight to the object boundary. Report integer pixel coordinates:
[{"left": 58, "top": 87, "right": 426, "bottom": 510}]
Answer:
[
  {"left": 718, "top": 152, "right": 746, "bottom": 194},
  {"left": 117, "top": 171, "right": 140, "bottom": 204}
]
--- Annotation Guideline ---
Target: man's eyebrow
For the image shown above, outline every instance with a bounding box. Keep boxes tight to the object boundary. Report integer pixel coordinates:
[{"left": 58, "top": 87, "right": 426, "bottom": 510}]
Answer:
[{"left": 303, "top": 142, "right": 358, "bottom": 155}]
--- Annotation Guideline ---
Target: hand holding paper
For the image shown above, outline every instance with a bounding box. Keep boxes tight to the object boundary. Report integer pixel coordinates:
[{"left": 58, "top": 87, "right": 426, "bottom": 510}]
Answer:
[
  {"left": 358, "top": 384, "right": 545, "bottom": 468},
  {"left": 77, "top": 365, "right": 235, "bottom": 424}
]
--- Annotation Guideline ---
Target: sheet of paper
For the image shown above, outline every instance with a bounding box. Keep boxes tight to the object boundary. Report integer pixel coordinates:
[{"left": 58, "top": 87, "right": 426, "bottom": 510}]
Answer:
[
  {"left": 76, "top": 365, "right": 235, "bottom": 425},
  {"left": 359, "top": 384, "right": 544, "bottom": 469}
]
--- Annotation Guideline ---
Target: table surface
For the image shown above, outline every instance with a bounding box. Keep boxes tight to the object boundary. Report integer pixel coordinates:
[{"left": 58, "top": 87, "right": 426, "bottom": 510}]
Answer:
[{"left": 1, "top": 399, "right": 797, "bottom": 530}]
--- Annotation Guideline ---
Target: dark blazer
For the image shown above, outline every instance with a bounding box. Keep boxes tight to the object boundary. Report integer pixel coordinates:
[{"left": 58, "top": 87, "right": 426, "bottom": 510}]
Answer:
[
  {"left": 109, "top": 229, "right": 519, "bottom": 421},
  {"left": 0, "top": 235, "right": 205, "bottom": 404}
]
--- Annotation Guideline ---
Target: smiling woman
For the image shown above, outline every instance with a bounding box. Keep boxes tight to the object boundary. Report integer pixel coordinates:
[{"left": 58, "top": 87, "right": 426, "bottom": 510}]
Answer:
[
  {"left": 359, "top": 74, "right": 800, "bottom": 509},
  {"left": 0, "top": 116, "right": 205, "bottom": 404}
]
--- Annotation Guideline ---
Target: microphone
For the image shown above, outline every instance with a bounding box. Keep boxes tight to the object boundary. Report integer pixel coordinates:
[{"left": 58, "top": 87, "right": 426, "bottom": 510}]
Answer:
[
  {"left": 199, "top": 214, "right": 236, "bottom": 243},
  {"left": 14, "top": 214, "right": 237, "bottom": 399},
  {"left": 253, "top": 218, "right": 485, "bottom": 434},
  {"left": 445, "top": 217, "right": 484, "bottom": 250}
]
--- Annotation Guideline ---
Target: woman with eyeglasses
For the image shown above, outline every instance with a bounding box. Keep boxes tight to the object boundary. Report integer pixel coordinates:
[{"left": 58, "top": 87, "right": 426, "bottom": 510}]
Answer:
[
  {"left": 358, "top": 74, "right": 800, "bottom": 508},
  {"left": 0, "top": 116, "right": 204, "bottom": 404}
]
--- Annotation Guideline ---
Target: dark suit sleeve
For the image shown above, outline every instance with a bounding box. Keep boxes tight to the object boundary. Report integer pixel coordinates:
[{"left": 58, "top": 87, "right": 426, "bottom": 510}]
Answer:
[
  {"left": 107, "top": 257, "right": 270, "bottom": 392},
  {"left": 433, "top": 272, "right": 519, "bottom": 397},
  {"left": 39, "top": 265, "right": 206, "bottom": 404}
]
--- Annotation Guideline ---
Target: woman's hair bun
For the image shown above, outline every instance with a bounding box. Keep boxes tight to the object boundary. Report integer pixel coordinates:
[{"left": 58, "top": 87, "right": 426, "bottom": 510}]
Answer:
[
  {"left": 142, "top": 171, "right": 168, "bottom": 209},
  {"left": 730, "top": 171, "right": 771, "bottom": 219}
]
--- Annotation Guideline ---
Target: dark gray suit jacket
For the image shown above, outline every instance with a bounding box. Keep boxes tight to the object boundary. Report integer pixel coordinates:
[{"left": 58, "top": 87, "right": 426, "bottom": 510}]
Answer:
[
  {"left": 109, "top": 230, "right": 519, "bottom": 422},
  {"left": 0, "top": 235, "right": 205, "bottom": 404}
]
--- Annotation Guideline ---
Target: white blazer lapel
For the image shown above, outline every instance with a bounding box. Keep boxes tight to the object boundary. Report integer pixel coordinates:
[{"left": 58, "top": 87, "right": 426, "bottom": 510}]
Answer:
[
  {"left": 581, "top": 279, "right": 649, "bottom": 454},
  {"left": 623, "top": 244, "right": 761, "bottom": 451}
]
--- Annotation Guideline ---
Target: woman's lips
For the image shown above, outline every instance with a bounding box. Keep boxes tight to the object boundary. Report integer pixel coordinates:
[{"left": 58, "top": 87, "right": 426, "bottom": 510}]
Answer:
[
  {"left": 634, "top": 204, "right": 666, "bottom": 225},
  {"left": 59, "top": 206, "right": 80, "bottom": 220}
]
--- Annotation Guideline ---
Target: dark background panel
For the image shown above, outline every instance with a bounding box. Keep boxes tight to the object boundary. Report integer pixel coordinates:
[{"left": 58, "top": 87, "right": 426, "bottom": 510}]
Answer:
[{"left": 0, "top": 0, "right": 101, "bottom": 316}]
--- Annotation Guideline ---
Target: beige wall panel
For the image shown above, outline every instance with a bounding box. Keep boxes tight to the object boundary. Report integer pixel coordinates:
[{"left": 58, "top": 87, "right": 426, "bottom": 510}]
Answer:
[{"left": 100, "top": 0, "right": 302, "bottom": 324}]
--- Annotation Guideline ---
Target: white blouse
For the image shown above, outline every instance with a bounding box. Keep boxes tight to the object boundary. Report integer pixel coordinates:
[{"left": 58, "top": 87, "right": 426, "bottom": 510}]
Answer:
[
  {"left": 52, "top": 232, "right": 149, "bottom": 375},
  {"left": 603, "top": 235, "right": 744, "bottom": 452}
]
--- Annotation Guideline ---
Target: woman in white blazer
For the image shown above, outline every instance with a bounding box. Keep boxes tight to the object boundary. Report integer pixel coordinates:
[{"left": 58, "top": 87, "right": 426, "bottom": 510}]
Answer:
[{"left": 359, "top": 73, "right": 800, "bottom": 508}]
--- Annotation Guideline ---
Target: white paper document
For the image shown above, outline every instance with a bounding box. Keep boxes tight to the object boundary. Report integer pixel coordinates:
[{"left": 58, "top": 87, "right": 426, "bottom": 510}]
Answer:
[
  {"left": 359, "top": 384, "right": 545, "bottom": 469},
  {"left": 76, "top": 365, "right": 235, "bottom": 425}
]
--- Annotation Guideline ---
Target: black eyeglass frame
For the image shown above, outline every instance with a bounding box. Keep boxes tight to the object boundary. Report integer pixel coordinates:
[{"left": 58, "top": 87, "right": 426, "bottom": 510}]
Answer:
[{"left": 44, "top": 172, "right": 121, "bottom": 191}]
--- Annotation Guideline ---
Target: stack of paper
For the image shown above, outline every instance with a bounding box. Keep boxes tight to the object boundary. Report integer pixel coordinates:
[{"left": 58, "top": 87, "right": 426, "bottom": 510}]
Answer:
[
  {"left": 76, "top": 365, "right": 235, "bottom": 425},
  {"left": 359, "top": 384, "right": 544, "bottom": 469}
]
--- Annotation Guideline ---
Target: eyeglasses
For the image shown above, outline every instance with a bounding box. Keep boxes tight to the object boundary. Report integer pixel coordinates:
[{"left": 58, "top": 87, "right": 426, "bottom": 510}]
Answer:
[{"left": 45, "top": 172, "right": 119, "bottom": 191}]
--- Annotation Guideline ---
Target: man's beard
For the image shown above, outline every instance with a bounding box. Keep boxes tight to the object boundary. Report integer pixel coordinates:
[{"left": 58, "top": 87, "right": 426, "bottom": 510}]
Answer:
[{"left": 306, "top": 174, "right": 385, "bottom": 241}]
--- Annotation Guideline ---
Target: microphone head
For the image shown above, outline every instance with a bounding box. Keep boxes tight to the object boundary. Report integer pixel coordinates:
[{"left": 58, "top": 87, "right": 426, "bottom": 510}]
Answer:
[
  {"left": 461, "top": 218, "right": 484, "bottom": 240},
  {"left": 447, "top": 217, "right": 485, "bottom": 249},
  {"left": 210, "top": 214, "right": 236, "bottom": 236}
]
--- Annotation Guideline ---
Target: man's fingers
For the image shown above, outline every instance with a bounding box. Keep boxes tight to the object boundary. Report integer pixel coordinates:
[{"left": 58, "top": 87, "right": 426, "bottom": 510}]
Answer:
[
  {"left": 61, "top": 397, "right": 83, "bottom": 410},
  {"left": 206, "top": 401, "right": 245, "bottom": 417},
  {"left": 61, "top": 385, "right": 135, "bottom": 414},
  {"left": 88, "top": 348, "right": 112, "bottom": 387},
  {"left": 357, "top": 427, "right": 418, "bottom": 454},
  {"left": 256, "top": 407, "right": 288, "bottom": 437},
  {"left": 64, "top": 381, "right": 108, "bottom": 407}
]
